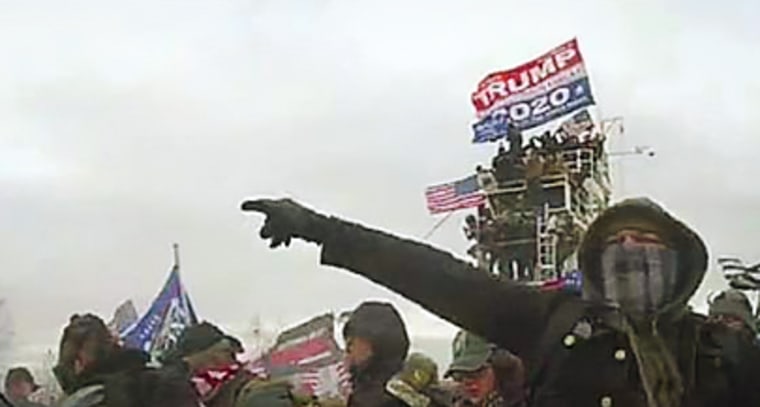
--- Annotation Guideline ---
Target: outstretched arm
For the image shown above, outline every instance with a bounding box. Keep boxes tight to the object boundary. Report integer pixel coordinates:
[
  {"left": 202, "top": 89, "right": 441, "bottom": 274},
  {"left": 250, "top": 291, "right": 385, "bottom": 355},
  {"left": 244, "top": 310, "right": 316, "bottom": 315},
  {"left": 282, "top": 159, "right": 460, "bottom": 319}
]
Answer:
[
  {"left": 319, "top": 217, "right": 559, "bottom": 357},
  {"left": 241, "top": 198, "right": 562, "bottom": 358}
]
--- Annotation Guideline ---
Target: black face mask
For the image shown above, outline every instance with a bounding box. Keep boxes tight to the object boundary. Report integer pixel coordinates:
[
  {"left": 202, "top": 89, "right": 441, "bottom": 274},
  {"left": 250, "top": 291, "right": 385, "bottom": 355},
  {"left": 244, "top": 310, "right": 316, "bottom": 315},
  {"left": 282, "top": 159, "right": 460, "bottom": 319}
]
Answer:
[{"left": 599, "top": 243, "right": 679, "bottom": 314}]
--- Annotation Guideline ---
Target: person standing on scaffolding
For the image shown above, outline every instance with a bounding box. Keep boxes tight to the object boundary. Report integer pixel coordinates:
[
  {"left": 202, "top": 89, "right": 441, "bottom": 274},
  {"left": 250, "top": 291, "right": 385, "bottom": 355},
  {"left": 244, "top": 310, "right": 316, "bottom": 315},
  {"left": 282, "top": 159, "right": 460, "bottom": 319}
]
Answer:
[
  {"left": 492, "top": 144, "right": 511, "bottom": 184},
  {"left": 506, "top": 123, "right": 523, "bottom": 160}
]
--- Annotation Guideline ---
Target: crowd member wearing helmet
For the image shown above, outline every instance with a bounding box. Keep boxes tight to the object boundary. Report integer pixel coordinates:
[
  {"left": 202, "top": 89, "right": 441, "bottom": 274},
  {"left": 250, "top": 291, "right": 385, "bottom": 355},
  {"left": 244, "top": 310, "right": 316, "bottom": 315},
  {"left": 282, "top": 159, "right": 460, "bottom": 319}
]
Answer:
[
  {"left": 445, "top": 331, "right": 525, "bottom": 407},
  {"left": 243, "top": 196, "right": 760, "bottom": 406},
  {"left": 53, "top": 314, "right": 196, "bottom": 407}
]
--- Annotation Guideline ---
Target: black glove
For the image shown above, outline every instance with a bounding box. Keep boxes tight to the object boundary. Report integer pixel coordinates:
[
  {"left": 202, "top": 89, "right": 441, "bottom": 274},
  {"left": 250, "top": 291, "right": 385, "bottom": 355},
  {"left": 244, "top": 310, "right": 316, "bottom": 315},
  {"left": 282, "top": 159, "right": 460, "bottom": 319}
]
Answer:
[{"left": 241, "top": 198, "right": 330, "bottom": 248}]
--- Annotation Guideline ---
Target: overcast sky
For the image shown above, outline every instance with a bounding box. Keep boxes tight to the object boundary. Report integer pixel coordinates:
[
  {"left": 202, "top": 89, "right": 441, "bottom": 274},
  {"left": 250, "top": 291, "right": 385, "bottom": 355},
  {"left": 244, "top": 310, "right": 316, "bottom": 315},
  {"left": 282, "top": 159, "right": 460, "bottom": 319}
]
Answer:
[{"left": 1, "top": 0, "right": 760, "bottom": 365}]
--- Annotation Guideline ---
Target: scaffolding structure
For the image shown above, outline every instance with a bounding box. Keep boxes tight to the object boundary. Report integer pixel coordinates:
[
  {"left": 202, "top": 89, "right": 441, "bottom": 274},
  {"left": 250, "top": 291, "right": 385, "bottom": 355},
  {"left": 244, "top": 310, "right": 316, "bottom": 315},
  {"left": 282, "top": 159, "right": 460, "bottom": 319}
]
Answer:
[{"left": 465, "top": 125, "right": 612, "bottom": 282}]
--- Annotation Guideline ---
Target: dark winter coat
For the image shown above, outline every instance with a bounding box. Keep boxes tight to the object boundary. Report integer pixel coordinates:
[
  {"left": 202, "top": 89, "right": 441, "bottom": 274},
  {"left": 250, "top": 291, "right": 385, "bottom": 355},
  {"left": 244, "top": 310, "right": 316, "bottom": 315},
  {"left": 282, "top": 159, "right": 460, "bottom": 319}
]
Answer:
[
  {"left": 344, "top": 302, "right": 409, "bottom": 407},
  {"left": 309, "top": 199, "right": 760, "bottom": 407},
  {"left": 57, "top": 348, "right": 198, "bottom": 407}
]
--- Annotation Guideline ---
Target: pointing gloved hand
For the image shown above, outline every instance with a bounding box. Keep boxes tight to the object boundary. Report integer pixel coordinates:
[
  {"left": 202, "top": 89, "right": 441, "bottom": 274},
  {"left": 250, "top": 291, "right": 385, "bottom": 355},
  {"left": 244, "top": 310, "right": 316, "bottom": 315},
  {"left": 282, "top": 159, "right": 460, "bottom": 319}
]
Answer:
[{"left": 241, "top": 198, "right": 331, "bottom": 248}]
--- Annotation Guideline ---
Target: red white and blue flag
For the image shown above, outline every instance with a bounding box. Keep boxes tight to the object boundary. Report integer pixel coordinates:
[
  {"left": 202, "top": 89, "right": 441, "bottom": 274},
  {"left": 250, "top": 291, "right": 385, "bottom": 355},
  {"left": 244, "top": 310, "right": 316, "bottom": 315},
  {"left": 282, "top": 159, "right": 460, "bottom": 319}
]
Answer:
[
  {"left": 425, "top": 175, "right": 485, "bottom": 214},
  {"left": 471, "top": 39, "right": 596, "bottom": 142},
  {"left": 251, "top": 314, "right": 351, "bottom": 400},
  {"left": 534, "top": 270, "right": 583, "bottom": 294},
  {"left": 121, "top": 267, "right": 198, "bottom": 358}
]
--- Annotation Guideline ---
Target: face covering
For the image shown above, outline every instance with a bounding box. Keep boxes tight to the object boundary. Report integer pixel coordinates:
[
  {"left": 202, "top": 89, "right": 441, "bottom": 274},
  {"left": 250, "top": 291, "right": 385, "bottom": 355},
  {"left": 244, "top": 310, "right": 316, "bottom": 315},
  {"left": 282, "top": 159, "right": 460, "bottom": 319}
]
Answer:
[{"left": 600, "top": 243, "right": 678, "bottom": 314}]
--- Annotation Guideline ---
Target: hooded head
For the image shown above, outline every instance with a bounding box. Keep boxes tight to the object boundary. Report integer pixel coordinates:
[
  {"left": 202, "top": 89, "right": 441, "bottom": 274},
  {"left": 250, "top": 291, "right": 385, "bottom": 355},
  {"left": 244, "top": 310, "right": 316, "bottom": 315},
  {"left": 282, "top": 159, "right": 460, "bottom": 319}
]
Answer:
[
  {"left": 4, "top": 367, "right": 39, "bottom": 401},
  {"left": 579, "top": 198, "right": 708, "bottom": 318},
  {"left": 709, "top": 289, "right": 757, "bottom": 336},
  {"left": 342, "top": 302, "right": 410, "bottom": 378}
]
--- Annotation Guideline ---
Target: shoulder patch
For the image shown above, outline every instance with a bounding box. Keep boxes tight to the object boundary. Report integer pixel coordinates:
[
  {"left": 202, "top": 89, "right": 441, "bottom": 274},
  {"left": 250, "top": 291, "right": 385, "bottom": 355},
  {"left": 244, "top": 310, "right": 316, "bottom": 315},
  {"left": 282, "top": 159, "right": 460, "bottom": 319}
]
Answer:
[{"left": 571, "top": 320, "right": 593, "bottom": 339}]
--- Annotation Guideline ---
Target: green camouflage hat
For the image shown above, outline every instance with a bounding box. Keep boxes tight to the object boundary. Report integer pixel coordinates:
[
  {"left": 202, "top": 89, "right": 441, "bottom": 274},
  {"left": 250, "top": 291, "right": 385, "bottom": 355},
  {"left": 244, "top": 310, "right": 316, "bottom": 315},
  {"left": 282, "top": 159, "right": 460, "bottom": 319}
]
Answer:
[
  {"left": 445, "top": 331, "right": 494, "bottom": 377},
  {"left": 397, "top": 353, "right": 439, "bottom": 390}
]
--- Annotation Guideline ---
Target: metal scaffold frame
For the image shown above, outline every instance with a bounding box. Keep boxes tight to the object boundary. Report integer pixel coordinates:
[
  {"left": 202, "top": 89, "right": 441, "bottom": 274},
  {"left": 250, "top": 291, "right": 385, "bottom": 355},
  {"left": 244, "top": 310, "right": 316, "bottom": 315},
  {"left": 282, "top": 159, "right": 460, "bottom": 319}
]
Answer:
[{"left": 464, "top": 119, "right": 613, "bottom": 282}]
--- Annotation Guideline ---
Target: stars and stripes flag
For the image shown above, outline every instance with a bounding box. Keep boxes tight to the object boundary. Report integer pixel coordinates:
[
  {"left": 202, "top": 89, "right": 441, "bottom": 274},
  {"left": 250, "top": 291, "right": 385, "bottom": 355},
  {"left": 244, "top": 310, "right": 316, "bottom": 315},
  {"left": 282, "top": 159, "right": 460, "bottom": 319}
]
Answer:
[
  {"left": 425, "top": 175, "right": 486, "bottom": 214},
  {"left": 295, "top": 361, "right": 352, "bottom": 399}
]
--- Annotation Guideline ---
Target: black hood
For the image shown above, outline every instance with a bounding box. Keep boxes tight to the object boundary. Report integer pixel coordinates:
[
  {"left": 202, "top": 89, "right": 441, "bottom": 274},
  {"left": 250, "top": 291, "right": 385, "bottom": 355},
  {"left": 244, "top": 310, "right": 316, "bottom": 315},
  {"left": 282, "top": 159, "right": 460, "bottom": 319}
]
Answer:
[
  {"left": 579, "top": 197, "right": 708, "bottom": 317},
  {"left": 343, "top": 301, "right": 410, "bottom": 375}
]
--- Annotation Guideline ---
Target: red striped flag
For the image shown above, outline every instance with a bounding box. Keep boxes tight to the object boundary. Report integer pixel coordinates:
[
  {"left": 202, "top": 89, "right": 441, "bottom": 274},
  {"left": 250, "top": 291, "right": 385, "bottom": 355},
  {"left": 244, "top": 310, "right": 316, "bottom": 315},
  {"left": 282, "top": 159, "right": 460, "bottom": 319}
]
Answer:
[
  {"left": 425, "top": 175, "right": 485, "bottom": 214},
  {"left": 293, "top": 361, "right": 352, "bottom": 398}
]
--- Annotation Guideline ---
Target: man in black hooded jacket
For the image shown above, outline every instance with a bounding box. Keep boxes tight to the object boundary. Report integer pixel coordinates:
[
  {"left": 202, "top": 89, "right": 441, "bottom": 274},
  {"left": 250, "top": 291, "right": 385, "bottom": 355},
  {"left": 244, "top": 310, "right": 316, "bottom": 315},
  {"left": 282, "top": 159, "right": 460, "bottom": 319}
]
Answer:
[
  {"left": 242, "top": 197, "right": 760, "bottom": 407},
  {"left": 343, "top": 301, "right": 409, "bottom": 407}
]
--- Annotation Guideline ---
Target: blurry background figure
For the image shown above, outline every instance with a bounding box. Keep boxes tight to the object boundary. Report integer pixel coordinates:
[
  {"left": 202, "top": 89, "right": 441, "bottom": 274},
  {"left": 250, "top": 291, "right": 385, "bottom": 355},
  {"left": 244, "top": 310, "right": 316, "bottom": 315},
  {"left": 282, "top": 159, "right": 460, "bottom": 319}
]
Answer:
[
  {"left": 4, "top": 367, "right": 46, "bottom": 407},
  {"left": 445, "top": 332, "right": 525, "bottom": 407},
  {"left": 708, "top": 289, "right": 758, "bottom": 342}
]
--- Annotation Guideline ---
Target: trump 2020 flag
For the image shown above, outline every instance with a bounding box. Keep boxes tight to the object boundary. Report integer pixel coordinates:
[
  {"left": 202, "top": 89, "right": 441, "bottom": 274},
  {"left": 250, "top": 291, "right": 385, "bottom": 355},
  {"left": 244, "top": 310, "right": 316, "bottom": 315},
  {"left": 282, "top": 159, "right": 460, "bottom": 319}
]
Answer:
[{"left": 122, "top": 267, "right": 198, "bottom": 358}]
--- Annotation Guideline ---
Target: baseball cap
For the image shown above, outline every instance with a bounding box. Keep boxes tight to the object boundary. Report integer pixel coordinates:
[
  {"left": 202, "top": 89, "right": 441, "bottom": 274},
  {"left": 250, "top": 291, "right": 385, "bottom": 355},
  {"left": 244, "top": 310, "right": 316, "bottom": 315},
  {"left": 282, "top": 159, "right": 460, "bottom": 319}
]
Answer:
[{"left": 445, "top": 331, "right": 495, "bottom": 377}]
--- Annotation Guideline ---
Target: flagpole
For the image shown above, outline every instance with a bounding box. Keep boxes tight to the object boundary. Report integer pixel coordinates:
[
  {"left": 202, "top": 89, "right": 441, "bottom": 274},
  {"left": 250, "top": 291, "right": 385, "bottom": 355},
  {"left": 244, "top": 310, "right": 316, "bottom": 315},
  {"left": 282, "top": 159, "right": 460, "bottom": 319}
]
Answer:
[
  {"left": 423, "top": 211, "right": 454, "bottom": 240},
  {"left": 172, "top": 243, "right": 180, "bottom": 270}
]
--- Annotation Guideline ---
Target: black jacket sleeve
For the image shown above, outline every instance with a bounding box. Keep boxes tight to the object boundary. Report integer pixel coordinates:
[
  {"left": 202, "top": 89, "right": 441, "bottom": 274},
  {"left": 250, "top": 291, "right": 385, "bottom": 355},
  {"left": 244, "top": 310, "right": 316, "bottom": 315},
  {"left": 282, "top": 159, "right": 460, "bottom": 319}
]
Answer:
[{"left": 319, "top": 218, "right": 567, "bottom": 360}]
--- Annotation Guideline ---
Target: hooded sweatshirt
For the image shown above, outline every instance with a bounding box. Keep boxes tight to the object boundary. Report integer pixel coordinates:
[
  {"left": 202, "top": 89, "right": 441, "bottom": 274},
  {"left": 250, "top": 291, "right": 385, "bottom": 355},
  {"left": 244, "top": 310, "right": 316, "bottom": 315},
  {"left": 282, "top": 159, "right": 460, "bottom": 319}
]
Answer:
[{"left": 343, "top": 302, "right": 410, "bottom": 407}]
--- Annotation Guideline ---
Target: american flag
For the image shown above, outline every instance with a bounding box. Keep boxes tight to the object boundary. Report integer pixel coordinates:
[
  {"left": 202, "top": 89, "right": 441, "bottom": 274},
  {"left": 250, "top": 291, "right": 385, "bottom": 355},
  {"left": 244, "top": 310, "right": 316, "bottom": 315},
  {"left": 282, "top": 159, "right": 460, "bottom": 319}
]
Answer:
[
  {"left": 296, "top": 361, "right": 352, "bottom": 399},
  {"left": 425, "top": 175, "right": 485, "bottom": 214}
]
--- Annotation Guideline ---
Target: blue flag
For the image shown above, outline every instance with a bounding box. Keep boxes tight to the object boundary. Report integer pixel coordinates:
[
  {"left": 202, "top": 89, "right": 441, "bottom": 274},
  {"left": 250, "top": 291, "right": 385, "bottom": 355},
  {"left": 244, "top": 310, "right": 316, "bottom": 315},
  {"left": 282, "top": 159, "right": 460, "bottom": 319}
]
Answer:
[
  {"left": 563, "top": 270, "right": 583, "bottom": 293},
  {"left": 472, "top": 111, "right": 510, "bottom": 143},
  {"left": 121, "top": 267, "right": 198, "bottom": 357}
]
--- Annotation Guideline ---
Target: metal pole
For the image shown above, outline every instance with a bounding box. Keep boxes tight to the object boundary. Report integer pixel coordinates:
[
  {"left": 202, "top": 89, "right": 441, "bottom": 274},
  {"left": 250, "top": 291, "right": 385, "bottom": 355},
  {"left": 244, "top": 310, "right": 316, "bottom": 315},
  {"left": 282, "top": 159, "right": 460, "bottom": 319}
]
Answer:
[
  {"left": 423, "top": 211, "right": 454, "bottom": 240},
  {"left": 173, "top": 243, "right": 180, "bottom": 269}
]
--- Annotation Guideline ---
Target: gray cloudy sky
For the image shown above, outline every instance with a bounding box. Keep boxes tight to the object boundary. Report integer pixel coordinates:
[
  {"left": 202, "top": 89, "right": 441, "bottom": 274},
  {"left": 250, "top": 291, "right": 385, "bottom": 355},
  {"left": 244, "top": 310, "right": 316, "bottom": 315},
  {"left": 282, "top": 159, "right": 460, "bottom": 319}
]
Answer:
[{"left": 2, "top": 0, "right": 760, "bottom": 364}]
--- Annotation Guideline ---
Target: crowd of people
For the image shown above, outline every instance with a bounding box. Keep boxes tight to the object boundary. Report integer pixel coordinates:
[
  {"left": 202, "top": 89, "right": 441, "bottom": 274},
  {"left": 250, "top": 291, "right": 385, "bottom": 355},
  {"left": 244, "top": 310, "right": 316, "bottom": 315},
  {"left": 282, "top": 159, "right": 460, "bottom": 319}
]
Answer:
[
  {"left": 3, "top": 195, "right": 760, "bottom": 406},
  {"left": 490, "top": 121, "right": 603, "bottom": 187},
  {"left": 0, "top": 302, "right": 530, "bottom": 407}
]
